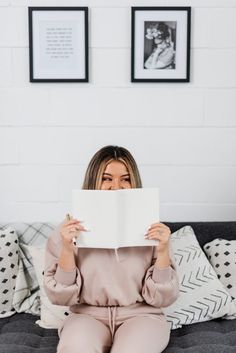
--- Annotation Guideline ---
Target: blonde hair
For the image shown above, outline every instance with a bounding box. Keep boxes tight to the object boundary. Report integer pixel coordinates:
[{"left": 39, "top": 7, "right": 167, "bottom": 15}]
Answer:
[{"left": 82, "top": 145, "right": 142, "bottom": 190}]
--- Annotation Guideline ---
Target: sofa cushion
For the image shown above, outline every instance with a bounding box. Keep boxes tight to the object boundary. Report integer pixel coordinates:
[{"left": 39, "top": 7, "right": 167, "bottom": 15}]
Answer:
[
  {"left": 0, "top": 223, "right": 54, "bottom": 246},
  {"left": 26, "top": 245, "right": 70, "bottom": 329},
  {"left": 0, "top": 223, "right": 55, "bottom": 316},
  {"left": 1, "top": 313, "right": 236, "bottom": 353},
  {"left": 204, "top": 238, "right": 236, "bottom": 302},
  {"left": 163, "top": 226, "right": 236, "bottom": 329},
  {"left": 0, "top": 313, "right": 58, "bottom": 353},
  {"left": 166, "top": 222, "right": 236, "bottom": 247},
  {"left": 0, "top": 227, "right": 19, "bottom": 318},
  {"left": 165, "top": 317, "right": 236, "bottom": 352}
]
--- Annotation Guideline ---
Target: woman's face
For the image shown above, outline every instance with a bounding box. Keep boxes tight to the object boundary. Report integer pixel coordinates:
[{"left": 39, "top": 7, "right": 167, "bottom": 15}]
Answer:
[
  {"left": 154, "top": 29, "right": 164, "bottom": 45},
  {"left": 100, "top": 160, "right": 132, "bottom": 190}
]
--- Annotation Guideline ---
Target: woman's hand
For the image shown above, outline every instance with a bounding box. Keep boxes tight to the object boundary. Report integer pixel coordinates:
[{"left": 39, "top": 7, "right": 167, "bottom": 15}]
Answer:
[
  {"left": 145, "top": 222, "right": 171, "bottom": 254},
  {"left": 60, "top": 217, "right": 87, "bottom": 253}
]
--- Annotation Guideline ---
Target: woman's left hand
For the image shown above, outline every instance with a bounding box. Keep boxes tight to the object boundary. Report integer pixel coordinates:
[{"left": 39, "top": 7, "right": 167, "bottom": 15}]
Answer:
[{"left": 145, "top": 222, "right": 171, "bottom": 253}]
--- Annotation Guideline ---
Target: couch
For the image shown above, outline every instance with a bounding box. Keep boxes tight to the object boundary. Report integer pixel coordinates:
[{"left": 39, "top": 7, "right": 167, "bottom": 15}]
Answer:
[{"left": 1, "top": 221, "right": 236, "bottom": 353}]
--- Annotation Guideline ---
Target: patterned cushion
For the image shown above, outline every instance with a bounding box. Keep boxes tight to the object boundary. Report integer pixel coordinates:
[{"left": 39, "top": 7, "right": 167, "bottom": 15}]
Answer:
[
  {"left": 163, "top": 226, "right": 236, "bottom": 329},
  {"left": 0, "top": 223, "right": 55, "bottom": 246},
  {"left": 204, "top": 239, "right": 236, "bottom": 302},
  {"left": 0, "top": 227, "right": 19, "bottom": 318},
  {"left": 0, "top": 223, "right": 55, "bottom": 315}
]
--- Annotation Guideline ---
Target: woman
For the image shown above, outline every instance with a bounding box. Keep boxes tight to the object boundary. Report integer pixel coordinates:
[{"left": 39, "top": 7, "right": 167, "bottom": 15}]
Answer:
[
  {"left": 44, "top": 145, "right": 179, "bottom": 353},
  {"left": 144, "top": 22, "right": 175, "bottom": 70}
]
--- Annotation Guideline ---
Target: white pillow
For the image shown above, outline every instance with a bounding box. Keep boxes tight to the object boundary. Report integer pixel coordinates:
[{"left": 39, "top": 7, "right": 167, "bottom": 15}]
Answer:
[
  {"left": 163, "top": 226, "right": 236, "bottom": 329},
  {"left": 0, "top": 227, "right": 19, "bottom": 318},
  {"left": 204, "top": 238, "right": 236, "bottom": 304},
  {"left": 13, "top": 243, "right": 41, "bottom": 315},
  {"left": 25, "top": 245, "right": 71, "bottom": 329}
]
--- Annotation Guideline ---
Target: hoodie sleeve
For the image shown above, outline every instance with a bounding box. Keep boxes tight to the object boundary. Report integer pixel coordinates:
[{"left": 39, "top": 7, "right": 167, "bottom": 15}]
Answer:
[
  {"left": 142, "top": 244, "right": 179, "bottom": 308},
  {"left": 43, "top": 225, "right": 82, "bottom": 306}
]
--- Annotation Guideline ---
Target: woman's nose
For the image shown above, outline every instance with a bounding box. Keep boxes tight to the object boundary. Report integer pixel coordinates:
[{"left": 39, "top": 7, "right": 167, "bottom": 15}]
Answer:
[{"left": 111, "top": 179, "right": 121, "bottom": 190}]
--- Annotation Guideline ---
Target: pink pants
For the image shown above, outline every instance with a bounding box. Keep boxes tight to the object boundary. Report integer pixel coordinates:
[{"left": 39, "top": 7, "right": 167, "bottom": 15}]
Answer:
[{"left": 57, "top": 305, "right": 170, "bottom": 353}]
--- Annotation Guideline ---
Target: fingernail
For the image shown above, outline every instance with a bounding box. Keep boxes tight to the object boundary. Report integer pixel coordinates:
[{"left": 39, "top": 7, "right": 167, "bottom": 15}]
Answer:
[{"left": 81, "top": 228, "right": 91, "bottom": 232}]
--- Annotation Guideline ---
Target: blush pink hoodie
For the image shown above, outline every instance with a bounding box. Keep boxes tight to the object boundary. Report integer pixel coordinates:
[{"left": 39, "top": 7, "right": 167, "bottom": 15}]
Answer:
[{"left": 43, "top": 226, "right": 179, "bottom": 319}]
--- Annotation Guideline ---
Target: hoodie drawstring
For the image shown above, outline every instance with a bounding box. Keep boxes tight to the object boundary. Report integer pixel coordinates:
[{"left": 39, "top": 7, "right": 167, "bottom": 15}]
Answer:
[
  {"left": 114, "top": 248, "right": 120, "bottom": 262},
  {"left": 108, "top": 306, "right": 117, "bottom": 340}
]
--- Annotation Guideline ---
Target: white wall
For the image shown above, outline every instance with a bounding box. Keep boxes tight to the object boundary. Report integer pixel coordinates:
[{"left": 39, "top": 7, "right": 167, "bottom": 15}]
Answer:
[{"left": 1, "top": 0, "right": 236, "bottom": 222}]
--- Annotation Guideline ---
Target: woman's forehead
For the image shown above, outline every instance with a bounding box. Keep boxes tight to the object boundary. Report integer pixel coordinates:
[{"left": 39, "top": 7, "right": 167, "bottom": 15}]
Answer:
[{"left": 104, "top": 160, "right": 129, "bottom": 174}]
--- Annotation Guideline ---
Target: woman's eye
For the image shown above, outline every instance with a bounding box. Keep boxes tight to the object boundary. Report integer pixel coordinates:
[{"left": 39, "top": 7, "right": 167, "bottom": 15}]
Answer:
[{"left": 102, "top": 177, "right": 130, "bottom": 182}]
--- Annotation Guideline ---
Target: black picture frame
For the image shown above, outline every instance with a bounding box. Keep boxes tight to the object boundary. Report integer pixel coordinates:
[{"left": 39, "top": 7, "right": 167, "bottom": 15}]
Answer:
[
  {"left": 131, "top": 7, "right": 191, "bottom": 82},
  {"left": 28, "top": 7, "right": 89, "bottom": 82}
]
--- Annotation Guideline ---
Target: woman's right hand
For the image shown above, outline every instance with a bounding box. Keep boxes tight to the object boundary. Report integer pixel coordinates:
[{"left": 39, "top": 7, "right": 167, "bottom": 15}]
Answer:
[{"left": 60, "top": 217, "right": 86, "bottom": 252}]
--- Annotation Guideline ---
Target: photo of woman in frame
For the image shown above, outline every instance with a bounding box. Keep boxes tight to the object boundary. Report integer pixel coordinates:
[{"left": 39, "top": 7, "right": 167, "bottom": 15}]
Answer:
[{"left": 144, "top": 21, "right": 176, "bottom": 70}]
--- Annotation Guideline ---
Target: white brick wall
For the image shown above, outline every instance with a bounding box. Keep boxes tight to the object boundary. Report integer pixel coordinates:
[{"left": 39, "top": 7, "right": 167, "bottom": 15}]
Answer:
[{"left": 1, "top": 1, "right": 236, "bottom": 222}]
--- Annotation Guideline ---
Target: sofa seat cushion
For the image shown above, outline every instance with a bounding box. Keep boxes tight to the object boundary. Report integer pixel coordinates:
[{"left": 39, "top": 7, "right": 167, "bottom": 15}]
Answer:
[
  {"left": 1, "top": 314, "right": 236, "bottom": 353},
  {"left": 0, "top": 313, "right": 58, "bottom": 353},
  {"left": 165, "top": 318, "right": 236, "bottom": 352}
]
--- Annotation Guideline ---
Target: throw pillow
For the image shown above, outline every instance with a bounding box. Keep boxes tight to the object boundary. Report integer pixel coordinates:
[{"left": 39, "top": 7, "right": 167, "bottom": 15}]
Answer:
[
  {"left": 12, "top": 243, "right": 41, "bottom": 315},
  {"left": 0, "top": 227, "right": 19, "bottom": 318},
  {"left": 162, "top": 226, "right": 236, "bottom": 329},
  {"left": 11, "top": 222, "right": 54, "bottom": 315},
  {"left": 25, "top": 244, "right": 71, "bottom": 329},
  {"left": 204, "top": 239, "right": 236, "bottom": 302}
]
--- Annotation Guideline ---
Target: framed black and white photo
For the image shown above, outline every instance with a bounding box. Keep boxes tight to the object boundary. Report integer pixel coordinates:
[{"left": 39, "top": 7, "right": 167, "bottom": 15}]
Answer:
[
  {"left": 28, "top": 7, "right": 89, "bottom": 82},
  {"left": 131, "top": 7, "right": 191, "bottom": 82}
]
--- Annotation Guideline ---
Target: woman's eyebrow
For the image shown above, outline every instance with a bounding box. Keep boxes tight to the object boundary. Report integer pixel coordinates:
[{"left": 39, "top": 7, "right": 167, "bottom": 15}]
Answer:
[{"left": 103, "top": 173, "right": 130, "bottom": 177}]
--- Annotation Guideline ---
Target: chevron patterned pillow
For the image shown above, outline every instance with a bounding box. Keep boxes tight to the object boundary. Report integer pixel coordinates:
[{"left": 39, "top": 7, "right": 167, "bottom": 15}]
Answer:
[
  {"left": 204, "top": 239, "right": 236, "bottom": 303},
  {"left": 162, "top": 226, "right": 236, "bottom": 329}
]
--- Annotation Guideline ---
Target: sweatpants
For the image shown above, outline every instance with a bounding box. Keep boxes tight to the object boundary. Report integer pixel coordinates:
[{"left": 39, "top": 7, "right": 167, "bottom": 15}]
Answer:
[{"left": 57, "top": 304, "right": 170, "bottom": 353}]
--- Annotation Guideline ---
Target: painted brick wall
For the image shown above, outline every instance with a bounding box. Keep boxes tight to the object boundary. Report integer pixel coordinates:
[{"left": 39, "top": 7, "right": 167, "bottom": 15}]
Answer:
[{"left": 1, "top": 0, "right": 236, "bottom": 222}]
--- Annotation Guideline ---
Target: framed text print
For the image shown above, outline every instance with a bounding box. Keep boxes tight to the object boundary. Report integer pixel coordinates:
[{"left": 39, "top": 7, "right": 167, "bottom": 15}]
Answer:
[
  {"left": 28, "top": 7, "right": 89, "bottom": 82},
  {"left": 131, "top": 7, "right": 191, "bottom": 82}
]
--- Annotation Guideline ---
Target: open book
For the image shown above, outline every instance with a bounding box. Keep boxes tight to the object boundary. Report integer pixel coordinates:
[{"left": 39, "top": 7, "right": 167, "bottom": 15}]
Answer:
[{"left": 71, "top": 188, "right": 159, "bottom": 249}]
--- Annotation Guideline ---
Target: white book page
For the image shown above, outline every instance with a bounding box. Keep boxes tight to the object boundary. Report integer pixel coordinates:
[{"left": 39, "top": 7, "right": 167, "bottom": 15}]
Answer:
[
  {"left": 72, "top": 190, "right": 119, "bottom": 248},
  {"left": 118, "top": 188, "right": 159, "bottom": 247},
  {"left": 72, "top": 188, "right": 159, "bottom": 249}
]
